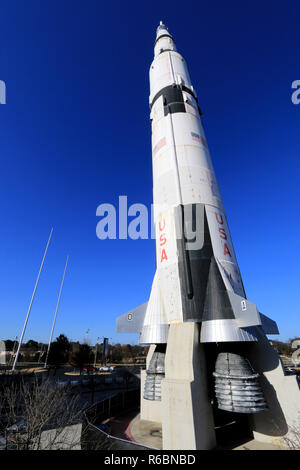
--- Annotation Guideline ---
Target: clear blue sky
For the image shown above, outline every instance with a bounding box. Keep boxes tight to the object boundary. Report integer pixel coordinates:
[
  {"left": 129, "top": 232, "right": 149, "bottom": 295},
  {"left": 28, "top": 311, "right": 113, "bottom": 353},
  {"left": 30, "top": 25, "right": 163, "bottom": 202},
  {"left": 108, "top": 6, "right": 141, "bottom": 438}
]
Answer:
[{"left": 0, "top": 0, "right": 299, "bottom": 345}]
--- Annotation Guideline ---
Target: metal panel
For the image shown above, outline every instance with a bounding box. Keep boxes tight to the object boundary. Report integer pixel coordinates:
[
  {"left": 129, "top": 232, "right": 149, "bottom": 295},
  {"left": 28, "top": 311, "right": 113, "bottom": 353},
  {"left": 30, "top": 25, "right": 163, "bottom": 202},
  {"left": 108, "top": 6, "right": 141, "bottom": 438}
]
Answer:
[
  {"left": 139, "top": 324, "right": 169, "bottom": 345},
  {"left": 200, "top": 319, "right": 259, "bottom": 343},
  {"left": 138, "top": 271, "right": 171, "bottom": 343},
  {"left": 175, "top": 203, "right": 213, "bottom": 322},
  {"left": 205, "top": 205, "right": 245, "bottom": 297},
  {"left": 202, "top": 257, "right": 235, "bottom": 321},
  {"left": 116, "top": 302, "right": 148, "bottom": 333},
  {"left": 155, "top": 208, "right": 183, "bottom": 323}
]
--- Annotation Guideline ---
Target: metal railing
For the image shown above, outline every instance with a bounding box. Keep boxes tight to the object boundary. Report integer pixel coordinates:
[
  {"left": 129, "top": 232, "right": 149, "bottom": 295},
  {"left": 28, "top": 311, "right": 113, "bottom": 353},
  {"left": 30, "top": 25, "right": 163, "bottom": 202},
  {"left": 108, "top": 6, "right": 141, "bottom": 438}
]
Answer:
[{"left": 81, "top": 389, "right": 157, "bottom": 450}]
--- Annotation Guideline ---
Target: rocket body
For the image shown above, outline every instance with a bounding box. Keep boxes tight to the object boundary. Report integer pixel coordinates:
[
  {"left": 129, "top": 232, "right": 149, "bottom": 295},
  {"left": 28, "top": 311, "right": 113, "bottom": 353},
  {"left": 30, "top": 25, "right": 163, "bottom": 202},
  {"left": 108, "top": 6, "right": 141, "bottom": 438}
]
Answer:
[{"left": 117, "top": 23, "right": 278, "bottom": 345}]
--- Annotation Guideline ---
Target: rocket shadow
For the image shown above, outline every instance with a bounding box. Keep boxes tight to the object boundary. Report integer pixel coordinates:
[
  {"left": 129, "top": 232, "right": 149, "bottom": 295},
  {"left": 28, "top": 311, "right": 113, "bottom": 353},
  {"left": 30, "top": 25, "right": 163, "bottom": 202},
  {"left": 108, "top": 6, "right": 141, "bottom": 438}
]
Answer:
[
  {"left": 246, "top": 328, "right": 289, "bottom": 437},
  {"left": 248, "top": 375, "right": 288, "bottom": 437}
]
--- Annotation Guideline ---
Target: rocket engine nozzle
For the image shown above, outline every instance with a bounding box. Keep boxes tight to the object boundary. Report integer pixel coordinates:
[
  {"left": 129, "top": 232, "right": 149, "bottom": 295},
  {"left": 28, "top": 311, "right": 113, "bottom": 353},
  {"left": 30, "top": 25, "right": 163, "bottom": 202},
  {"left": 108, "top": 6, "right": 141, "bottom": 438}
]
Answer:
[
  {"left": 213, "top": 352, "right": 267, "bottom": 414},
  {"left": 144, "top": 345, "right": 166, "bottom": 401}
]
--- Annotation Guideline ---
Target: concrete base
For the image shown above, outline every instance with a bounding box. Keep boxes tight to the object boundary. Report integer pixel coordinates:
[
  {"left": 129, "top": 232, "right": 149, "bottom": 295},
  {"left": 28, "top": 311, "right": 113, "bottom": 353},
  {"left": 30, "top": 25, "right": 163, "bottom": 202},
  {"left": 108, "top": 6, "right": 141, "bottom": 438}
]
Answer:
[
  {"left": 248, "top": 327, "right": 300, "bottom": 448},
  {"left": 130, "top": 414, "right": 162, "bottom": 449},
  {"left": 139, "top": 323, "right": 300, "bottom": 449},
  {"left": 162, "top": 322, "right": 216, "bottom": 450},
  {"left": 129, "top": 413, "right": 285, "bottom": 450},
  {"left": 140, "top": 345, "right": 162, "bottom": 424}
]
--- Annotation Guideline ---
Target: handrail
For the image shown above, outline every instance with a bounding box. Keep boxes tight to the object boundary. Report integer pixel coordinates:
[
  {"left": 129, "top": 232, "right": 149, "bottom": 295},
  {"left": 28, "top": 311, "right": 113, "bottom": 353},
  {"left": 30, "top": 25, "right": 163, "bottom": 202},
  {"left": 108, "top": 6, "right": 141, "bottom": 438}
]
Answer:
[
  {"left": 83, "top": 390, "right": 159, "bottom": 450},
  {"left": 83, "top": 409, "right": 158, "bottom": 450}
]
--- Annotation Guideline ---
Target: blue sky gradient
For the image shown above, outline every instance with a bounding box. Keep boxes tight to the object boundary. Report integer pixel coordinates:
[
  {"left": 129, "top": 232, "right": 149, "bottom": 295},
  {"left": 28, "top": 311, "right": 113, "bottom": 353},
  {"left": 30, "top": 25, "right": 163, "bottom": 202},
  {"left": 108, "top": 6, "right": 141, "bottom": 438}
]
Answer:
[{"left": 0, "top": 0, "right": 299, "bottom": 345}]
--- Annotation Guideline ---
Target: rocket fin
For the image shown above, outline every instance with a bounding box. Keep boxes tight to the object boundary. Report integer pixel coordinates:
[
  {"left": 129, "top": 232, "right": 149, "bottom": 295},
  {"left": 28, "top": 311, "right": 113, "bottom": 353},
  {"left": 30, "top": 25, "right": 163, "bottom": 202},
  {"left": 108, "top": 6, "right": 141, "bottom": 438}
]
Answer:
[
  {"left": 227, "top": 292, "right": 279, "bottom": 334},
  {"left": 227, "top": 291, "right": 262, "bottom": 328},
  {"left": 116, "top": 302, "right": 148, "bottom": 334},
  {"left": 116, "top": 272, "right": 169, "bottom": 344},
  {"left": 259, "top": 313, "right": 279, "bottom": 335}
]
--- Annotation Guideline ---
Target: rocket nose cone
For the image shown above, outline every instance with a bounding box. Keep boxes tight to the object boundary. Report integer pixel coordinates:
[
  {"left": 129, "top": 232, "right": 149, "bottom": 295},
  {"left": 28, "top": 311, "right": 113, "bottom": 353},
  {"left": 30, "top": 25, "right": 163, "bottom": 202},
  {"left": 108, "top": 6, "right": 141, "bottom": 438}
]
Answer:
[{"left": 156, "top": 20, "right": 168, "bottom": 35}]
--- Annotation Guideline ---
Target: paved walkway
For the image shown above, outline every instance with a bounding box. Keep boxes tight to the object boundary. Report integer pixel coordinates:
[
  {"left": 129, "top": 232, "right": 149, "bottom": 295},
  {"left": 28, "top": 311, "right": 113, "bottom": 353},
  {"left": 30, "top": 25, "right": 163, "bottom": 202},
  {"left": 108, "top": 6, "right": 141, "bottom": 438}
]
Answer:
[
  {"left": 233, "top": 440, "right": 285, "bottom": 450},
  {"left": 102, "top": 409, "right": 139, "bottom": 442}
]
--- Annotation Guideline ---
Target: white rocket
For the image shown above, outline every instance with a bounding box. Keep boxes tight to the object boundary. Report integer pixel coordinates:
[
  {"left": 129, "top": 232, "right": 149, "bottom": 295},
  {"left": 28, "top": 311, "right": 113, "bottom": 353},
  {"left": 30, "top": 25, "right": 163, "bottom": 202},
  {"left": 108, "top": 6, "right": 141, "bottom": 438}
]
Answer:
[{"left": 117, "top": 22, "right": 278, "bottom": 349}]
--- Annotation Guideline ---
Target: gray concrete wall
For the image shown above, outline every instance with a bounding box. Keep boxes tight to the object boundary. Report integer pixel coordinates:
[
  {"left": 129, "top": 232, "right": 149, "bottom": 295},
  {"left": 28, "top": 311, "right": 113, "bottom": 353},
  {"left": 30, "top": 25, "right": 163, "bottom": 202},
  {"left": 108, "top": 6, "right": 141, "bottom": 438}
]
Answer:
[{"left": 34, "top": 424, "right": 82, "bottom": 450}]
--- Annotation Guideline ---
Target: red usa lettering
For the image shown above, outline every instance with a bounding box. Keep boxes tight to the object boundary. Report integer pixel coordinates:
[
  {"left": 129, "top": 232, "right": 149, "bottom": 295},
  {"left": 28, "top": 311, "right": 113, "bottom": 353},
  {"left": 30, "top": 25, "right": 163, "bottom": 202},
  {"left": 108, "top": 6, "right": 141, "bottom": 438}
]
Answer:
[
  {"left": 215, "top": 213, "right": 232, "bottom": 257},
  {"left": 159, "top": 217, "right": 168, "bottom": 262}
]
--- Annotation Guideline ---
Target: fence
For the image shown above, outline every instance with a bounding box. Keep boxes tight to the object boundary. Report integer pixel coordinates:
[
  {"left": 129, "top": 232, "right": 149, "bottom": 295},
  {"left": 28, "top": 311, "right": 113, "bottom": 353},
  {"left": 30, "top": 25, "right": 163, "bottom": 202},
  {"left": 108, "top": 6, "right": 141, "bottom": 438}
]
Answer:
[{"left": 81, "top": 389, "right": 155, "bottom": 450}]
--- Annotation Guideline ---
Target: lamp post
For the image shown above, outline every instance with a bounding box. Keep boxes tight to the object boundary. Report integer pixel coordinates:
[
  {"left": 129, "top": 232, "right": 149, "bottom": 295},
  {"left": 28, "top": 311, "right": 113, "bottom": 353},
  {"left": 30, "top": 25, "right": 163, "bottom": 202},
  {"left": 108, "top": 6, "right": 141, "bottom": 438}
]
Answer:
[{"left": 84, "top": 329, "right": 90, "bottom": 344}]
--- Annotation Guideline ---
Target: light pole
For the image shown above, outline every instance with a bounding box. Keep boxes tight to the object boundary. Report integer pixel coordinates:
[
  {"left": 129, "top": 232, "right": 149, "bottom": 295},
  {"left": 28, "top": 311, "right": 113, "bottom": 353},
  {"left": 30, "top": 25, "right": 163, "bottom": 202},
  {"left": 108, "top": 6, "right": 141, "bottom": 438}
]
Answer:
[{"left": 84, "top": 328, "right": 90, "bottom": 344}]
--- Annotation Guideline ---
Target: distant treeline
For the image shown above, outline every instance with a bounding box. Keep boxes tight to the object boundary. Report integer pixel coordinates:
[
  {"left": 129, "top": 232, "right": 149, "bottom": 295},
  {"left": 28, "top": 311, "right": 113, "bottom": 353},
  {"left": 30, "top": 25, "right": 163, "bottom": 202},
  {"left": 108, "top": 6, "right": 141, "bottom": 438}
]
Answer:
[
  {"left": 270, "top": 338, "right": 300, "bottom": 356},
  {"left": 4, "top": 336, "right": 299, "bottom": 366},
  {"left": 3, "top": 335, "right": 149, "bottom": 367}
]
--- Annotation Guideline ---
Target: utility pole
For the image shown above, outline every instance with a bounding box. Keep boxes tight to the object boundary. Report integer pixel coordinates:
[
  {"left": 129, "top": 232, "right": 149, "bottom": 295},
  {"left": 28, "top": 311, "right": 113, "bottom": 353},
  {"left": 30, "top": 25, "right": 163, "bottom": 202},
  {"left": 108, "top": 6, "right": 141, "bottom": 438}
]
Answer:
[{"left": 12, "top": 228, "right": 53, "bottom": 371}]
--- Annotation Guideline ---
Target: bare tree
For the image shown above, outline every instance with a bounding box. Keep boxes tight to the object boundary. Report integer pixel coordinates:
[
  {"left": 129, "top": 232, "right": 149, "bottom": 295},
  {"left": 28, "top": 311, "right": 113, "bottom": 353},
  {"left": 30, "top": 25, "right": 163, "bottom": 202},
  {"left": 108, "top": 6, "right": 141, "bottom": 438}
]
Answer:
[
  {"left": 0, "top": 377, "right": 86, "bottom": 450},
  {"left": 283, "top": 414, "right": 300, "bottom": 449}
]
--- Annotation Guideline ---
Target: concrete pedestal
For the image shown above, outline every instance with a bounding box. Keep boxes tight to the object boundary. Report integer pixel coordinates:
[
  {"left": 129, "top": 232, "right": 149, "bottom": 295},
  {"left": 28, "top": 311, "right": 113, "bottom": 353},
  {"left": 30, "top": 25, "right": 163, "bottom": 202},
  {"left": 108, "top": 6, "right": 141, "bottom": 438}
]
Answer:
[
  {"left": 139, "top": 323, "right": 300, "bottom": 449},
  {"left": 162, "top": 322, "right": 216, "bottom": 450}
]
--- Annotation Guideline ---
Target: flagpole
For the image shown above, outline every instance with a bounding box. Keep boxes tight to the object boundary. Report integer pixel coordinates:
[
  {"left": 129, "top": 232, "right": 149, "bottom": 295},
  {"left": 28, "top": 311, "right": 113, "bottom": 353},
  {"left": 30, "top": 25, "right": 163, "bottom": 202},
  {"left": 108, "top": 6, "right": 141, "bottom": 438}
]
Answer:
[
  {"left": 44, "top": 255, "right": 69, "bottom": 368},
  {"left": 12, "top": 228, "right": 53, "bottom": 371}
]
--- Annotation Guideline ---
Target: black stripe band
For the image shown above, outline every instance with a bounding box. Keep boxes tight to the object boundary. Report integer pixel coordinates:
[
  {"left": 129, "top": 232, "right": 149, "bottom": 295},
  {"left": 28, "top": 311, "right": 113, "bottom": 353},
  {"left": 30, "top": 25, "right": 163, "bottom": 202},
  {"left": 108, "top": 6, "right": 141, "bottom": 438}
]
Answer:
[
  {"left": 182, "top": 85, "right": 198, "bottom": 103},
  {"left": 154, "top": 34, "right": 174, "bottom": 46},
  {"left": 150, "top": 84, "right": 198, "bottom": 110},
  {"left": 158, "top": 48, "right": 174, "bottom": 55}
]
